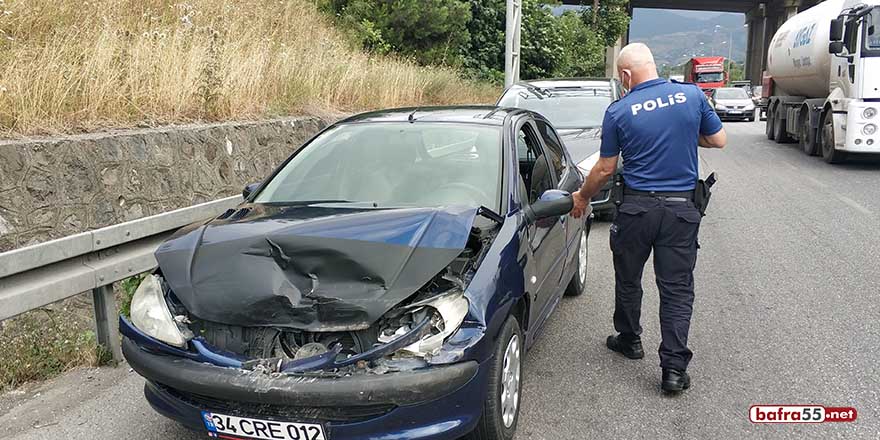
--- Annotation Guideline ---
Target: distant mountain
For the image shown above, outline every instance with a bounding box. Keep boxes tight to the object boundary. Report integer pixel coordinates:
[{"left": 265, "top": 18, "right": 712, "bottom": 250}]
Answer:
[
  {"left": 548, "top": 6, "right": 748, "bottom": 68},
  {"left": 630, "top": 9, "right": 747, "bottom": 67}
]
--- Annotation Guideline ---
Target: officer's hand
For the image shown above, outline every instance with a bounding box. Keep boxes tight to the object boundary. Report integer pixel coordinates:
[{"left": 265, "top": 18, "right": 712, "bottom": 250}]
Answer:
[{"left": 570, "top": 191, "right": 588, "bottom": 219}]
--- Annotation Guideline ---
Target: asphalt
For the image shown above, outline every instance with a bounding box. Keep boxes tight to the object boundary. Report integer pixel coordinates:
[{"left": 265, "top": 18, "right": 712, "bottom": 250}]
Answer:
[{"left": 2, "top": 121, "right": 878, "bottom": 439}]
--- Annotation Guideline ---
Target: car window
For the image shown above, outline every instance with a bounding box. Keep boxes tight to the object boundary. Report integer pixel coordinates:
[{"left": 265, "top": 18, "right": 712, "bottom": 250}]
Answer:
[
  {"left": 499, "top": 88, "right": 612, "bottom": 128},
  {"left": 517, "top": 124, "right": 554, "bottom": 205},
  {"left": 535, "top": 120, "right": 566, "bottom": 182},
  {"left": 255, "top": 122, "right": 502, "bottom": 210},
  {"left": 715, "top": 88, "right": 750, "bottom": 99},
  {"left": 866, "top": 8, "right": 880, "bottom": 51}
]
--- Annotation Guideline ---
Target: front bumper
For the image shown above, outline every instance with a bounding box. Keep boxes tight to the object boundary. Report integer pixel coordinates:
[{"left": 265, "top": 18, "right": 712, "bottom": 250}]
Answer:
[
  {"left": 123, "top": 337, "right": 478, "bottom": 408},
  {"left": 122, "top": 320, "right": 487, "bottom": 440},
  {"left": 715, "top": 109, "right": 755, "bottom": 119}
]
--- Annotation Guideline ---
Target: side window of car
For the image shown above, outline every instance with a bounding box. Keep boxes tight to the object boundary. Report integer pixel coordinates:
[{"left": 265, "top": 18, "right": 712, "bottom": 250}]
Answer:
[
  {"left": 535, "top": 121, "right": 566, "bottom": 182},
  {"left": 517, "top": 124, "right": 553, "bottom": 205}
]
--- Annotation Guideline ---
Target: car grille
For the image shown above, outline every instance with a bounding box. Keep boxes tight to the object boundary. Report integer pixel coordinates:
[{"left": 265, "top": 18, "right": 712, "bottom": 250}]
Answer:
[{"left": 156, "top": 382, "right": 396, "bottom": 423}]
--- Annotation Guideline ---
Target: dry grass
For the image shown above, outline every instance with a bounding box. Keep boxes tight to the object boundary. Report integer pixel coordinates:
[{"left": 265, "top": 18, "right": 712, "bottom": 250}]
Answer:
[
  {"left": 0, "top": 302, "right": 105, "bottom": 392},
  {"left": 0, "top": 0, "right": 499, "bottom": 137}
]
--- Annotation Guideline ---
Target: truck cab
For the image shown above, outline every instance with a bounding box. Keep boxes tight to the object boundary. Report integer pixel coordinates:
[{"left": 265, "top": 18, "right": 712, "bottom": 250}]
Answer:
[{"left": 826, "top": 1, "right": 880, "bottom": 160}]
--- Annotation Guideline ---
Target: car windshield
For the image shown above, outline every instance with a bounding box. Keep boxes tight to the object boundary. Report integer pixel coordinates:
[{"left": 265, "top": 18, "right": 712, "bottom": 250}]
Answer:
[
  {"left": 499, "top": 88, "right": 612, "bottom": 128},
  {"left": 254, "top": 122, "right": 502, "bottom": 210},
  {"left": 696, "top": 72, "right": 724, "bottom": 83},
  {"left": 715, "top": 88, "right": 750, "bottom": 99},
  {"left": 866, "top": 8, "right": 880, "bottom": 51}
]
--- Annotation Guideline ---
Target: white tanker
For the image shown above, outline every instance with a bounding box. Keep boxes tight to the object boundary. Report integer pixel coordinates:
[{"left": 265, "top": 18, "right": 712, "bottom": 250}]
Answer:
[{"left": 764, "top": 0, "right": 880, "bottom": 163}]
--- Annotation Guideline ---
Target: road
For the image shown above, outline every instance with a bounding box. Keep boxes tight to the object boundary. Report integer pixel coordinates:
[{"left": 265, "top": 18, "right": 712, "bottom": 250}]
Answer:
[{"left": 2, "top": 121, "right": 878, "bottom": 439}]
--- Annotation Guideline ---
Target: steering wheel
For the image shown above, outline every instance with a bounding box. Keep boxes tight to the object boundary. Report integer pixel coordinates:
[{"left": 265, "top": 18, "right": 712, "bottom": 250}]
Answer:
[{"left": 427, "top": 182, "right": 491, "bottom": 206}]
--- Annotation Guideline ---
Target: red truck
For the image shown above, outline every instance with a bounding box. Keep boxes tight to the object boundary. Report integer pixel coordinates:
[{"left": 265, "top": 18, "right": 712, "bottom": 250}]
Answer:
[{"left": 684, "top": 56, "right": 727, "bottom": 95}]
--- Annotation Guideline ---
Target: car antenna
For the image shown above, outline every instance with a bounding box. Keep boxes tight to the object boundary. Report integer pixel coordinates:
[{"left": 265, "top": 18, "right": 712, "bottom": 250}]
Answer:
[{"left": 408, "top": 108, "right": 418, "bottom": 123}]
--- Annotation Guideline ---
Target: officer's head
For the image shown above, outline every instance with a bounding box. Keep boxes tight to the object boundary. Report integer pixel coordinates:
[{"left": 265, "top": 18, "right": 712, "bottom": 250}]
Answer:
[{"left": 617, "top": 43, "right": 659, "bottom": 92}]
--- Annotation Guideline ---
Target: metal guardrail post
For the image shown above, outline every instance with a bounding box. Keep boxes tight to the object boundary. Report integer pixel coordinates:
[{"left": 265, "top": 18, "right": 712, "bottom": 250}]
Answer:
[{"left": 92, "top": 284, "right": 122, "bottom": 363}]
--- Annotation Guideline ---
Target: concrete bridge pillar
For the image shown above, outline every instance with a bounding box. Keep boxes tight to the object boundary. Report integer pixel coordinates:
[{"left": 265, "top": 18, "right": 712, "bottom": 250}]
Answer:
[
  {"left": 745, "top": 4, "right": 768, "bottom": 85},
  {"left": 783, "top": 0, "right": 800, "bottom": 20},
  {"left": 605, "top": 36, "right": 624, "bottom": 78}
]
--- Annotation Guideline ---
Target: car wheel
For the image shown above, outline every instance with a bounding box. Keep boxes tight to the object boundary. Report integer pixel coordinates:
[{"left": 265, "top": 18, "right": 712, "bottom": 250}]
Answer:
[
  {"left": 820, "top": 110, "right": 847, "bottom": 164},
  {"left": 564, "top": 228, "right": 587, "bottom": 297},
  {"left": 470, "top": 315, "right": 523, "bottom": 440},
  {"left": 765, "top": 106, "right": 775, "bottom": 140}
]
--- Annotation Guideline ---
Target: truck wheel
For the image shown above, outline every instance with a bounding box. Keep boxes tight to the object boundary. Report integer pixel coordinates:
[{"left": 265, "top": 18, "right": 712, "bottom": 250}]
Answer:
[
  {"left": 820, "top": 111, "right": 847, "bottom": 164},
  {"left": 800, "top": 123, "right": 819, "bottom": 156},
  {"left": 765, "top": 106, "right": 775, "bottom": 140},
  {"left": 773, "top": 107, "right": 793, "bottom": 143}
]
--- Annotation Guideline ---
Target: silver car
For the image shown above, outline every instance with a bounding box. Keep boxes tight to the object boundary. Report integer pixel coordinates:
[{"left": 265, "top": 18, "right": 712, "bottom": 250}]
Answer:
[{"left": 710, "top": 87, "right": 756, "bottom": 122}]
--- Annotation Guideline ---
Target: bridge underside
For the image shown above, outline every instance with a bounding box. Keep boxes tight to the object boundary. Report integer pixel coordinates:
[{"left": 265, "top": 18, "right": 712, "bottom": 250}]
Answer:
[{"left": 558, "top": 0, "right": 824, "bottom": 84}]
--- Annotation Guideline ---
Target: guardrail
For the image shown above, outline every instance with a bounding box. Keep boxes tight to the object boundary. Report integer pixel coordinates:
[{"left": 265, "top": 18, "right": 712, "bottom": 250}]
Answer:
[{"left": 0, "top": 196, "right": 242, "bottom": 362}]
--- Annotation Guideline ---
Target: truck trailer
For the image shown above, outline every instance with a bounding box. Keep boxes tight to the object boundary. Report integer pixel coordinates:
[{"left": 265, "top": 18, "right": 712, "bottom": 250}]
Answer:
[
  {"left": 763, "top": 0, "right": 880, "bottom": 163},
  {"left": 684, "top": 56, "right": 727, "bottom": 95}
]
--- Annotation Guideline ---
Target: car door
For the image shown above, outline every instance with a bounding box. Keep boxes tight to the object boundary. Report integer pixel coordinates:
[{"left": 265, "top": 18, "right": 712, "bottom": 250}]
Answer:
[
  {"left": 515, "top": 119, "right": 566, "bottom": 332},
  {"left": 535, "top": 119, "right": 582, "bottom": 280}
]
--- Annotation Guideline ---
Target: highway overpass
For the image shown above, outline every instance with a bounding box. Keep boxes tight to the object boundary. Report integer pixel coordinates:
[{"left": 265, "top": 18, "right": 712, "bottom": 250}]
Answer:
[{"left": 560, "top": 0, "right": 825, "bottom": 84}]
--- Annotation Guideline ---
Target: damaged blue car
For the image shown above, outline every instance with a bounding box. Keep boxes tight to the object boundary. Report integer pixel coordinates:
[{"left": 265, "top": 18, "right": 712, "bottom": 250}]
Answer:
[{"left": 121, "top": 106, "right": 592, "bottom": 440}]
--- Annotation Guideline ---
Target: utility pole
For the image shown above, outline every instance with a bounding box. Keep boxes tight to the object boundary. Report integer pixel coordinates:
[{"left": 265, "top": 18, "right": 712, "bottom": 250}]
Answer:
[{"left": 504, "top": 0, "right": 522, "bottom": 88}]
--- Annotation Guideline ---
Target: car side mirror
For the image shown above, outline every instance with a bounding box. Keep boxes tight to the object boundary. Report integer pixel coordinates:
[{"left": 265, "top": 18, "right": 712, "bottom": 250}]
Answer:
[
  {"left": 242, "top": 182, "right": 261, "bottom": 199},
  {"left": 829, "top": 41, "right": 845, "bottom": 55},
  {"left": 525, "top": 189, "right": 573, "bottom": 223},
  {"left": 830, "top": 18, "right": 844, "bottom": 41}
]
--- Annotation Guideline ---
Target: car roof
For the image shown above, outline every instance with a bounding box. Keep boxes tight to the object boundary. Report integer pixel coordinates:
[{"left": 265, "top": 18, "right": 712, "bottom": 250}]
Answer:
[
  {"left": 515, "top": 78, "right": 614, "bottom": 90},
  {"left": 337, "top": 106, "right": 523, "bottom": 126}
]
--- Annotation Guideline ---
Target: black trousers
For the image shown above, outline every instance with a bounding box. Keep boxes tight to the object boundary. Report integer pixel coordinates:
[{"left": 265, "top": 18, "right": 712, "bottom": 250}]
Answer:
[{"left": 610, "top": 195, "right": 702, "bottom": 371}]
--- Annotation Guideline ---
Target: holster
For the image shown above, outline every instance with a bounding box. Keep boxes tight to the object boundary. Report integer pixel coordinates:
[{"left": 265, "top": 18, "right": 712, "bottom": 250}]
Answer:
[
  {"left": 611, "top": 172, "right": 625, "bottom": 207},
  {"left": 694, "top": 172, "right": 717, "bottom": 217}
]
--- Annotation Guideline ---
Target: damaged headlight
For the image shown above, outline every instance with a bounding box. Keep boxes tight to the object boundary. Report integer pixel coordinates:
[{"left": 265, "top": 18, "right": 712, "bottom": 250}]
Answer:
[
  {"left": 130, "top": 275, "right": 189, "bottom": 348},
  {"left": 379, "top": 290, "right": 469, "bottom": 358}
]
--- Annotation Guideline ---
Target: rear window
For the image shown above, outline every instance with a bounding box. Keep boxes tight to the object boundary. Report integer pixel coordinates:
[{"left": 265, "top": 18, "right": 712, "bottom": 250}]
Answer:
[
  {"left": 715, "top": 88, "right": 750, "bottom": 99},
  {"left": 499, "top": 88, "right": 612, "bottom": 129}
]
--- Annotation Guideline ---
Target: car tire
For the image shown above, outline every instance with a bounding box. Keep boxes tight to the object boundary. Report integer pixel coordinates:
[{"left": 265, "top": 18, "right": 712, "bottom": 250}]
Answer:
[
  {"left": 470, "top": 315, "right": 523, "bottom": 440},
  {"left": 820, "top": 110, "right": 847, "bottom": 164},
  {"left": 765, "top": 106, "right": 775, "bottom": 140},
  {"left": 564, "top": 227, "right": 588, "bottom": 297}
]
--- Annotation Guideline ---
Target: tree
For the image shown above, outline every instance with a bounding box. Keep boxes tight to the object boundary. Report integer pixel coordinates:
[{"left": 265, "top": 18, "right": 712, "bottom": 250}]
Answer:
[
  {"left": 460, "top": 0, "right": 506, "bottom": 82},
  {"left": 321, "top": 0, "right": 472, "bottom": 65},
  {"left": 553, "top": 11, "right": 606, "bottom": 77}
]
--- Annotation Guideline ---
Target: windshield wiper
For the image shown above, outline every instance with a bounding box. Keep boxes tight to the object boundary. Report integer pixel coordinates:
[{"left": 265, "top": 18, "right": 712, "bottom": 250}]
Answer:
[{"left": 477, "top": 206, "right": 504, "bottom": 225}]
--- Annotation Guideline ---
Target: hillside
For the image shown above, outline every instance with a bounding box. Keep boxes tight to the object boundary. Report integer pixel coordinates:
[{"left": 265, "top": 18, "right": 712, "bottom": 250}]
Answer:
[
  {"left": 630, "top": 9, "right": 747, "bottom": 67},
  {"left": 0, "top": 0, "right": 498, "bottom": 137}
]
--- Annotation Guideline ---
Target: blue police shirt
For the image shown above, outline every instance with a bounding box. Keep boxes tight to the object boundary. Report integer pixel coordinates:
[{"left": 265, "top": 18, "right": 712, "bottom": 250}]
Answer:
[{"left": 599, "top": 78, "right": 723, "bottom": 192}]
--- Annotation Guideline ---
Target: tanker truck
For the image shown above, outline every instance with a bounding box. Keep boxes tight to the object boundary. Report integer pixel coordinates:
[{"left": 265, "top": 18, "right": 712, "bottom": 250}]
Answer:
[{"left": 763, "top": 0, "right": 880, "bottom": 163}]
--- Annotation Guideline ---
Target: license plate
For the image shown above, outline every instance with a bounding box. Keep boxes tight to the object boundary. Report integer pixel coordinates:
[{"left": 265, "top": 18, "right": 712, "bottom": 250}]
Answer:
[
  {"left": 728, "top": 111, "right": 742, "bottom": 115},
  {"left": 202, "top": 411, "right": 326, "bottom": 440}
]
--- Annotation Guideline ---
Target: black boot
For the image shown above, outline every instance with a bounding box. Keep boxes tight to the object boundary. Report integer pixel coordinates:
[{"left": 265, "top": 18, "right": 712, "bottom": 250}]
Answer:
[
  {"left": 661, "top": 369, "right": 691, "bottom": 393},
  {"left": 605, "top": 334, "right": 644, "bottom": 359}
]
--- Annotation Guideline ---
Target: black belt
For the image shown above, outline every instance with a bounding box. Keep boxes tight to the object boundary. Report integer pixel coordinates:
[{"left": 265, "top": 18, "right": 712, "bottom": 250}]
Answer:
[{"left": 624, "top": 188, "right": 694, "bottom": 202}]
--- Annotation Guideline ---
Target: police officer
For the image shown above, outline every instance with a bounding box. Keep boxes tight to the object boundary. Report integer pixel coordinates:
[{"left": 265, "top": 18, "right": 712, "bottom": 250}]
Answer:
[{"left": 570, "top": 43, "right": 727, "bottom": 393}]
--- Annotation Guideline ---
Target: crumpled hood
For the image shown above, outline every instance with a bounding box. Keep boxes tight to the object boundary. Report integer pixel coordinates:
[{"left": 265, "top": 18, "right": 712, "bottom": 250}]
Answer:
[{"left": 155, "top": 204, "right": 478, "bottom": 331}]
